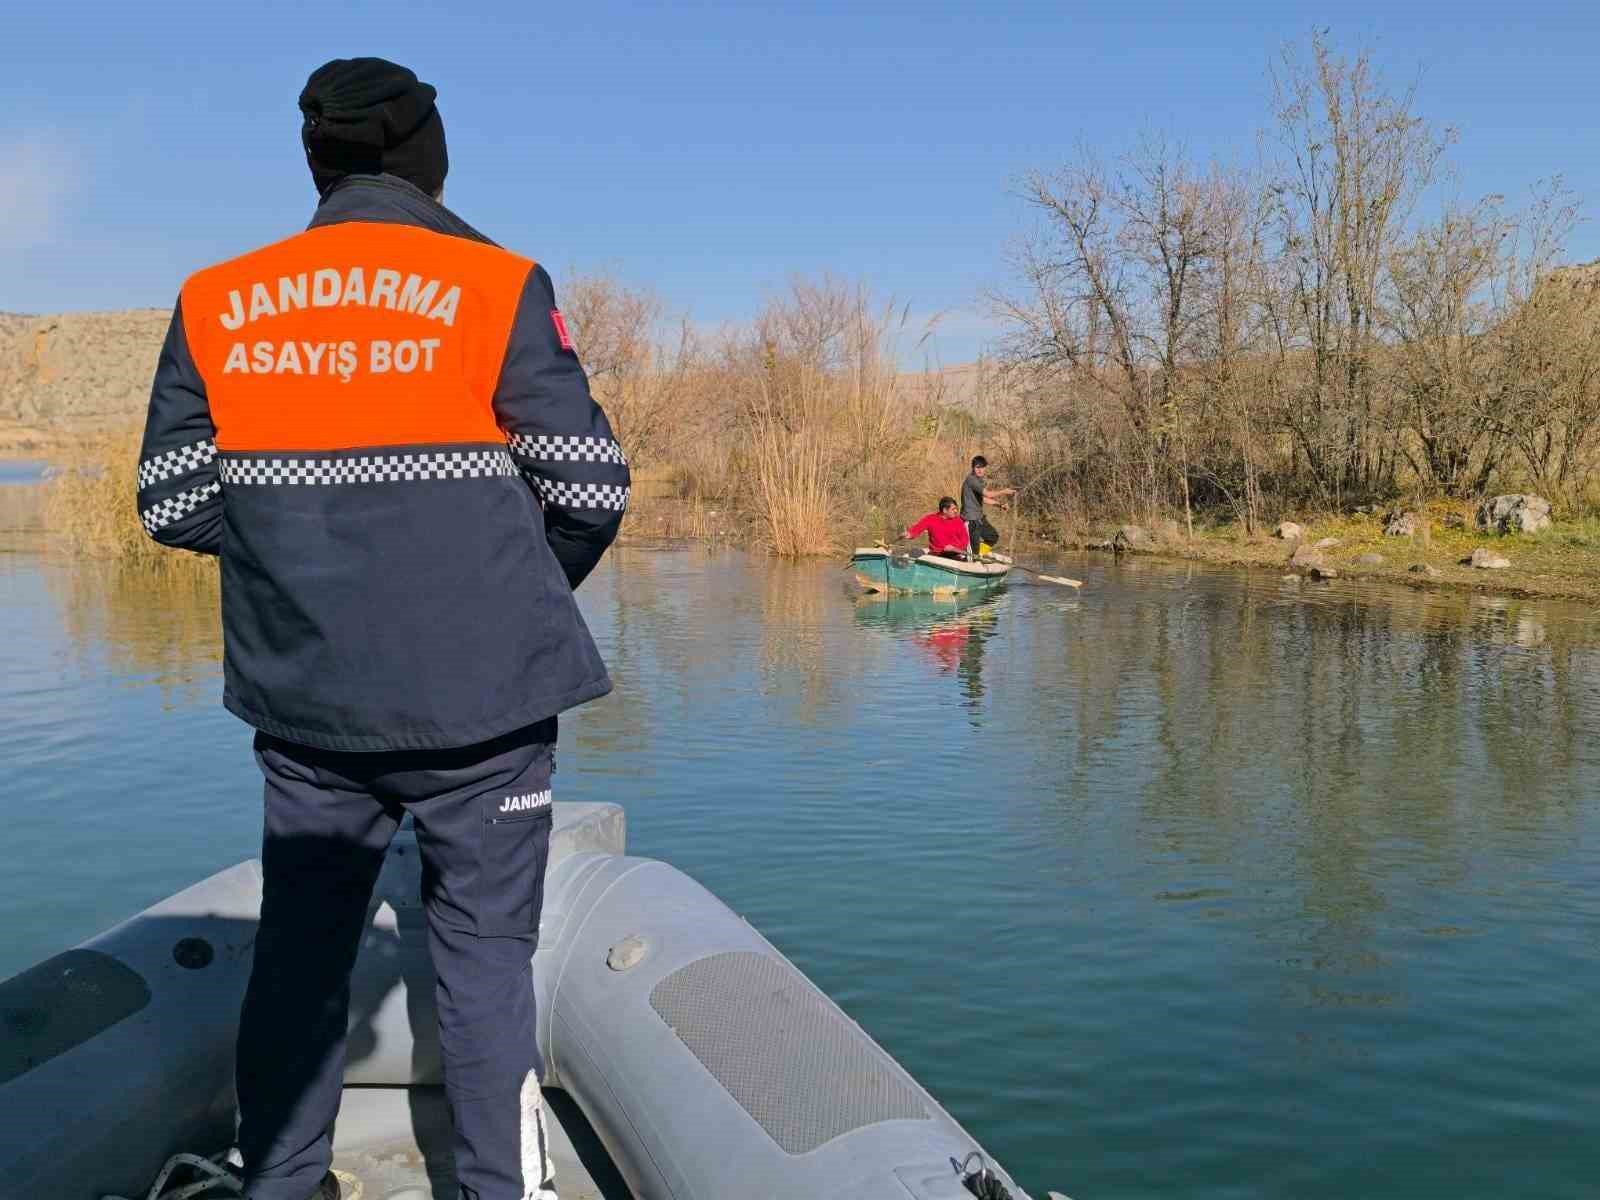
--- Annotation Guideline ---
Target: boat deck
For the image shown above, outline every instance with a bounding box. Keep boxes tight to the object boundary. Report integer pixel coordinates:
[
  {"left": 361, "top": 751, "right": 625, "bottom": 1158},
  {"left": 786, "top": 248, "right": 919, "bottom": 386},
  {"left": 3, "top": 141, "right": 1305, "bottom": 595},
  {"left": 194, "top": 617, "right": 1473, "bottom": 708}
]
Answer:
[{"left": 331, "top": 1084, "right": 631, "bottom": 1199}]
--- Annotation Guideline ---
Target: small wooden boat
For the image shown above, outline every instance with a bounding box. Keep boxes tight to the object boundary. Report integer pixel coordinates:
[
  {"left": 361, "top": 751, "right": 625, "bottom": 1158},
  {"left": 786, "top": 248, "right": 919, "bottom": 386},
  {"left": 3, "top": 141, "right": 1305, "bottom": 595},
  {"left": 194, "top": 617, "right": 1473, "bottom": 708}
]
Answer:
[{"left": 851, "top": 546, "right": 1011, "bottom": 595}]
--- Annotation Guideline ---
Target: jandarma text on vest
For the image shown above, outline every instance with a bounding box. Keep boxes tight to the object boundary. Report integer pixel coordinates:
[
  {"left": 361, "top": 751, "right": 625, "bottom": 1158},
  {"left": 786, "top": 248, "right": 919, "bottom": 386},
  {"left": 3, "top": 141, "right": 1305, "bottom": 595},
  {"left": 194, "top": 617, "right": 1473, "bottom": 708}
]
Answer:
[{"left": 215, "top": 267, "right": 462, "bottom": 383}]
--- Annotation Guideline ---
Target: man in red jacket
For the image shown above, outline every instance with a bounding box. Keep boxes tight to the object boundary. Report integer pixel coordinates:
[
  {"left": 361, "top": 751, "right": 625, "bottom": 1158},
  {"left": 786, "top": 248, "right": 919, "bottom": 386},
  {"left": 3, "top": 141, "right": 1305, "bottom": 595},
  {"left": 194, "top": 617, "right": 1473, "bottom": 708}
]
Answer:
[
  {"left": 902, "top": 496, "right": 971, "bottom": 558},
  {"left": 137, "top": 57, "right": 626, "bottom": 1200}
]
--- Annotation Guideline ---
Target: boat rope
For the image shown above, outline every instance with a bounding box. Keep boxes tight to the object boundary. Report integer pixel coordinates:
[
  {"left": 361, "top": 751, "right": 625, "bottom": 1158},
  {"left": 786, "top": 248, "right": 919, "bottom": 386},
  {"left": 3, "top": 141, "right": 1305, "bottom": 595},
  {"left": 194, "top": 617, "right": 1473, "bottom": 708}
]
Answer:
[
  {"left": 102, "top": 1151, "right": 242, "bottom": 1200},
  {"left": 953, "top": 1150, "right": 1017, "bottom": 1200}
]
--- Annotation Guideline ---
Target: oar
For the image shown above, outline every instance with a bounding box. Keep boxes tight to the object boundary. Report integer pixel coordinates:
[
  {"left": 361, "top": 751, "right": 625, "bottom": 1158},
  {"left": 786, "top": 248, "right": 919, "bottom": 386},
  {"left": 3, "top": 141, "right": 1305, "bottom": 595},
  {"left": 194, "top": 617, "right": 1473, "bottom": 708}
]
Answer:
[
  {"left": 982, "top": 555, "right": 1082, "bottom": 588},
  {"left": 982, "top": 491, "right": 1079, "bottom": 587}
]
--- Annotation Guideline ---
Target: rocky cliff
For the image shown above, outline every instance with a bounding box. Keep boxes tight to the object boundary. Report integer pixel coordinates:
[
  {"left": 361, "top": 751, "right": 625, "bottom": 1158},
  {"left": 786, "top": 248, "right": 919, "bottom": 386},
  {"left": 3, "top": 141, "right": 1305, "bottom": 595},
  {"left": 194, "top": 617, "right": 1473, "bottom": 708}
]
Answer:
[{"left": 0, "top": 309, "right": 168, "bottom": 429}]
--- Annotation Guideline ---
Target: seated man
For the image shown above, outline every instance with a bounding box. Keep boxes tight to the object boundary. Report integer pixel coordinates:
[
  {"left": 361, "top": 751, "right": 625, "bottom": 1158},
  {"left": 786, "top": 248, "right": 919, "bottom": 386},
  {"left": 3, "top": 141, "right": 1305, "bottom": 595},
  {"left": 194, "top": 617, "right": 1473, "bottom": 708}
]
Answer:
[{"left": 902, "top": 496, "right": 972, "bottom": 559}]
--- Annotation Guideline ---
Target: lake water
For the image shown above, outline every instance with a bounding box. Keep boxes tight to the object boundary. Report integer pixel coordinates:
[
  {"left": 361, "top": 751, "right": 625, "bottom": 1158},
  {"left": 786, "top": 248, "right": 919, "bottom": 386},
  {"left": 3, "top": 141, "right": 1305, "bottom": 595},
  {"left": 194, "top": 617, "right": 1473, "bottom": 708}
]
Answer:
[
  {"left": 3, "top": 531, "right": 1599, "bottom": 1199},
  {"left": 0, "top": 460, "right": 47, "bottom": 485}
]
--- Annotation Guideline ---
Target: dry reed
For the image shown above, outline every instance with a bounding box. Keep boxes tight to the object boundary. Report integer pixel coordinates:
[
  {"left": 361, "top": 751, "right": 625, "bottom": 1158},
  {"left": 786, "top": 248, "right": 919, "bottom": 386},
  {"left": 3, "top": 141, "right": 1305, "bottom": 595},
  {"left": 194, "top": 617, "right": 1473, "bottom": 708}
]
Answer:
[
  {"left": 42, "top": 284, "right": 1029, "bottom": 565},
  {"left": 45, "top": 426, "right": 217, "bottom": 574}
]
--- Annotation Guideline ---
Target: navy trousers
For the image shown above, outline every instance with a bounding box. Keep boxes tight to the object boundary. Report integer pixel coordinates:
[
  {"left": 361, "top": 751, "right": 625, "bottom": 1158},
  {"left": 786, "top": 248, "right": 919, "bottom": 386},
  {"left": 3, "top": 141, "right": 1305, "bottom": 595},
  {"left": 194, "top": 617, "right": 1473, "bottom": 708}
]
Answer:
[{"left": 236, "top": 720, "right": 558, "bottom": 1200}]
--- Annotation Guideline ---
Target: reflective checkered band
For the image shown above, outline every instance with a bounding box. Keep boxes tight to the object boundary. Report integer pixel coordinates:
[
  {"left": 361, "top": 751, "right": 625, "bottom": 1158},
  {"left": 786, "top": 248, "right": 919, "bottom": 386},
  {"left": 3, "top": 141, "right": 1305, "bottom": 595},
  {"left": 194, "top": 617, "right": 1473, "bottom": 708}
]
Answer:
[
  {"left": 507, "top": 433, "right": 628, "bottom": 466},
  {"left": 138, "top": 438, "right": 216, "bottom": 489},
  {"left": 141, "top": 480, "right": 222, "bottom": 534},
  {"left": 528, "top": 475, "right": 631, "bottom": 512},
  {"left": 219, "top": 450, "right": 520, "bottom": 486}
]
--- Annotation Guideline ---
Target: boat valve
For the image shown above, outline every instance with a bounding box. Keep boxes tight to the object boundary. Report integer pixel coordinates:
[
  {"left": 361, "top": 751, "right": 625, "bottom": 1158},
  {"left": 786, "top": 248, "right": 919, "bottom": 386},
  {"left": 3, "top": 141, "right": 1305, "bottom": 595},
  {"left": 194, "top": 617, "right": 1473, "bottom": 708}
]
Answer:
[{"left": 606, "top": 935, "right": 649, "bottom": 972}]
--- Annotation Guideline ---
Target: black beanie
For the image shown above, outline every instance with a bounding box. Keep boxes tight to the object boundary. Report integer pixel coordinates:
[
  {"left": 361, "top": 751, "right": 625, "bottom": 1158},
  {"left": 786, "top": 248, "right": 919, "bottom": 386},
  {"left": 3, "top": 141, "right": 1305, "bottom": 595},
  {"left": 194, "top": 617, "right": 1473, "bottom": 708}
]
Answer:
[{"left": 298, "top": 57, "right": 448, "bottom": 197}]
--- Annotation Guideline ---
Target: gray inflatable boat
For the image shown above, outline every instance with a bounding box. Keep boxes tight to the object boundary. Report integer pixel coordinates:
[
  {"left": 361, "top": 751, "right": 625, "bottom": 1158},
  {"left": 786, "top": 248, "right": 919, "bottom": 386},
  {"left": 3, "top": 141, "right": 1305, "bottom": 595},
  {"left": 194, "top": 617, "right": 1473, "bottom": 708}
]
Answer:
[{"left": 0, "top": 803, "right": 1043, "bottom": 1200}]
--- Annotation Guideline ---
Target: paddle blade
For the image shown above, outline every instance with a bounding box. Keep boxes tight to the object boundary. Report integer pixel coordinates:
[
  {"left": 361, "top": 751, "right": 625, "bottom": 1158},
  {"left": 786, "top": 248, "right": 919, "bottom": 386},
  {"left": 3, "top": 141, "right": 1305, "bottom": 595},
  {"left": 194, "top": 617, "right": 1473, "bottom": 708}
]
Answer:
[{"left": 1039, "top": 574, "right": 1083, "bottom": 588}]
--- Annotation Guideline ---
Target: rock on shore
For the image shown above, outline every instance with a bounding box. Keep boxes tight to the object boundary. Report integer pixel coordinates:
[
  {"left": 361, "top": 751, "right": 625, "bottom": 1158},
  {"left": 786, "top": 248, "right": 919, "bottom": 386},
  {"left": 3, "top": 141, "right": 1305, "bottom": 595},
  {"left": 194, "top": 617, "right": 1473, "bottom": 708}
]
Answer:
[
  {"left": 1287, "top": 542, "right": 1328, "bottom": 569},
  {"left": 1477, "top": 494, "right": 1552, "bottom": 535},
  {"left": 1384, "top": 510, "right": 1420, "bottom": 537},
  {"left": 1115, "top": 525, "right": 1155, "bottom": 552}
]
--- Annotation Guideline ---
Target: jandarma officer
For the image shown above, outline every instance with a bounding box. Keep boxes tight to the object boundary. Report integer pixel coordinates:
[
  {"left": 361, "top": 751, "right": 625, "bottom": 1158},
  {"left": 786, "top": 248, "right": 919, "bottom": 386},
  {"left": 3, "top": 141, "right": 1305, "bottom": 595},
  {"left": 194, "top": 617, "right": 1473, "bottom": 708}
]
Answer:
[{"left": 136, "top": 56, "right": 628, "bottom": 1200}]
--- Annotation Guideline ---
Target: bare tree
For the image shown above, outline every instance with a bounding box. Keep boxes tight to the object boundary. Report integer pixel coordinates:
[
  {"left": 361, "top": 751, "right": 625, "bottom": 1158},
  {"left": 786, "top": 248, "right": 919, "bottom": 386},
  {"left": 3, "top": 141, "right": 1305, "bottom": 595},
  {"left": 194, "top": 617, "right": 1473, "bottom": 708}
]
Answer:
[
  {"left": 1266, "top": 31, "right": 1452, "bottom": 500},
  {"left": 1385, "top": 197, "right": 1510, "bottom": 495},
  {"left": 560, "top": 273, "right": 698, "bottom": 468},
  {"left": 1493, "top": 187, "right": 1600, "bottom": 497},
  {"left": 1118, "top": 134, "right": 1213, "bottom": 534},
  {"left": 1191, "top": 164, "right": 1273, "bottom": 532},
  {"left": 993, "top": 138, "right": 1222, "bottom": 521}
]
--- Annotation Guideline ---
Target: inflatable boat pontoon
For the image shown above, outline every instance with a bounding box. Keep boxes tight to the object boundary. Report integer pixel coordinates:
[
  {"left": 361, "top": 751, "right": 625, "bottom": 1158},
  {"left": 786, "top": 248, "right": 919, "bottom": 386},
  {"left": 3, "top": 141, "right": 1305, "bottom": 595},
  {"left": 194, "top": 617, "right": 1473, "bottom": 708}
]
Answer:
[{"left": 0, "top": 803, "right": 1042, "bottom": 1200}]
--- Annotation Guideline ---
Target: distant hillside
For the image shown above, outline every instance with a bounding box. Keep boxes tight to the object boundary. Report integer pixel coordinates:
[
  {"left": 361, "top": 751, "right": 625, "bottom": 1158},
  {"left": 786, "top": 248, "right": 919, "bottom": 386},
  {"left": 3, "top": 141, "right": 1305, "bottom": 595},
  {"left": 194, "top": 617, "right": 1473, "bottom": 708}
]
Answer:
[
  {"left": 899, "top": 360, "right": 1010, "bottom": 415},
  {"left": 0, "top": 309, "right": 168, "bottom": 428},
  {"left": 1542, "top": 258, "right": 1600, "bottom": 305},
  {"left": 0, "top": 306, "right": 1008, "bottom": 433}
]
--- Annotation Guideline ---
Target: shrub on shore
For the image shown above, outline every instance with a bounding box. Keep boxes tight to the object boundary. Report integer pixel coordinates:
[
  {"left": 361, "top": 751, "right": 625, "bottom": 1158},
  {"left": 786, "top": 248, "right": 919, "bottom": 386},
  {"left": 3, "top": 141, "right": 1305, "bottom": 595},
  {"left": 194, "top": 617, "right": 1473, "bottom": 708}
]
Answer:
[
  {"left": 45, "top": 427, "right": 216, "bottom": 572},
  {"left": 568, "top": 274, "right": 1000, "bottom": 557}
]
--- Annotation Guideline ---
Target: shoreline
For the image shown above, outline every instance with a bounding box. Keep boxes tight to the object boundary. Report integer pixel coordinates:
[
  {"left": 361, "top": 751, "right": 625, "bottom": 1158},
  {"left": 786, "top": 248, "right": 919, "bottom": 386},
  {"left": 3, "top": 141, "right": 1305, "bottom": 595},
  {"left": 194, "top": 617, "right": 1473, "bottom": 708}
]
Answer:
[
  {"left": 1049, "top": 515, "right": 1600, "bottom": 603},
  {"left": 0, "top": 423, "right": 63, "bottom": 457},
  {"left": 1066, "top": 538, "right": 1600, "bottom": 602},
  {"left": 12, "top": 431, "right": 1599, "bottom": 603}
]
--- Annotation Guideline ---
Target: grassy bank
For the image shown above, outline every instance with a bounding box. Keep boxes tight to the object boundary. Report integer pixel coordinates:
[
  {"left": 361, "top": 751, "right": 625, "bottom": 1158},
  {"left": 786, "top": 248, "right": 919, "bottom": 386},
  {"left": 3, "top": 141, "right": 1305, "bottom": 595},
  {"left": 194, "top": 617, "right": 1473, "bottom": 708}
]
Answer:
[
  {"left": 35, "top": 404, "right": 1600, "bottom": 605},
  {"left": 1051, "top": 504, "right": 1600, "bottom": 602}
]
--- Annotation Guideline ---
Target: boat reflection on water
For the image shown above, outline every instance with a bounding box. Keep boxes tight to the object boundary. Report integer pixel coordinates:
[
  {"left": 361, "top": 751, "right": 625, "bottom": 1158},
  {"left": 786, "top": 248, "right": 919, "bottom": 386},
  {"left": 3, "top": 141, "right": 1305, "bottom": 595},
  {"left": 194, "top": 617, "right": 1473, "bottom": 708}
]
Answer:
[{"left": 851, "top": 586, "right": 1005, "bottom": 712}]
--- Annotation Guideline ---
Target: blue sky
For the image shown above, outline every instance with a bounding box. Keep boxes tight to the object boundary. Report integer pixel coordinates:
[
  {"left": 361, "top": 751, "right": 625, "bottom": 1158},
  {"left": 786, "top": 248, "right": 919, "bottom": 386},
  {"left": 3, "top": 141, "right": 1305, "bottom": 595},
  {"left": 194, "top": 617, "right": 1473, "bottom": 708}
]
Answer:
[{"left": 3, "top": 0, "right": 1597, "bottom": 364}]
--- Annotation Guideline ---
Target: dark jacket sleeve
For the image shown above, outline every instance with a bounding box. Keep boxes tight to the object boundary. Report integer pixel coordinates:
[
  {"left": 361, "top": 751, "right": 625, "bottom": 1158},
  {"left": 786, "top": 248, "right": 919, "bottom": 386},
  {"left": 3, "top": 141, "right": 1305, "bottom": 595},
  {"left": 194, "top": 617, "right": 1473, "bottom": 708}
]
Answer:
[
  {"left": 494, "top": 265, "right": 630, "bottom": 589},
  {"left": 136, "top": 302, "right": 222, "bottom": 556}
]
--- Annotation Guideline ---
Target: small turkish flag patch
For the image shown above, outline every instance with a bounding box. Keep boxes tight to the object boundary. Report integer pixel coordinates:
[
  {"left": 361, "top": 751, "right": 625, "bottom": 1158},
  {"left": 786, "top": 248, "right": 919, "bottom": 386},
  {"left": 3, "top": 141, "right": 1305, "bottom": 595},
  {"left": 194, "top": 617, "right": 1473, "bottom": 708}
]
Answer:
[{"left": 550, "top": 309, "right": 574, "bottom": 352}]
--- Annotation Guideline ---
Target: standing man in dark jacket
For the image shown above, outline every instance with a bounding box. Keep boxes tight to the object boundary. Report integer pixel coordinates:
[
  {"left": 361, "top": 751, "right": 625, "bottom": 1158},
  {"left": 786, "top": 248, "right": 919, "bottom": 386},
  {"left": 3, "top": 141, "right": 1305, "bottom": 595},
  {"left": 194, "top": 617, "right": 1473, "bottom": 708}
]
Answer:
[
  {"left": 960, "top": 455, "right": 1014, "bottom": 555},
  {"left": 136, "top": 57, "right": 628, "bottom": 1200}
]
